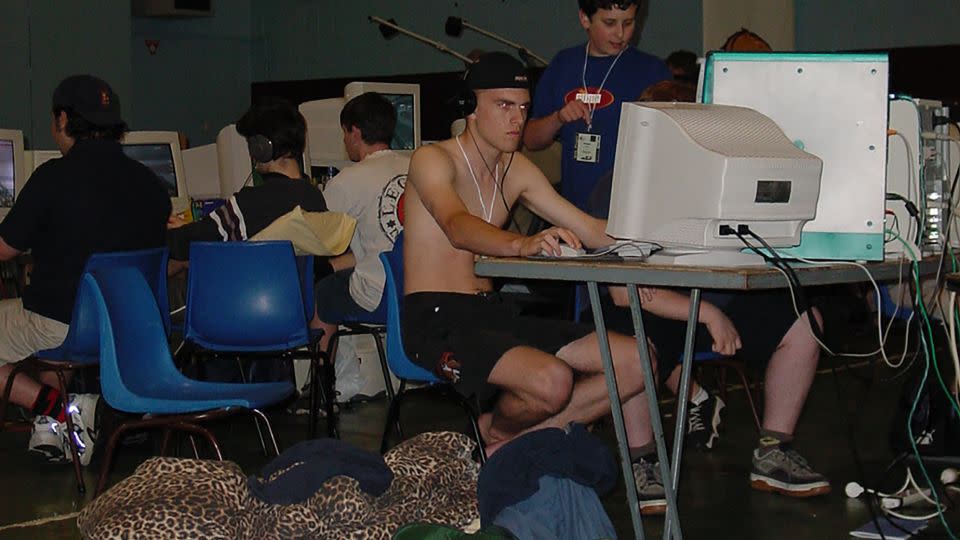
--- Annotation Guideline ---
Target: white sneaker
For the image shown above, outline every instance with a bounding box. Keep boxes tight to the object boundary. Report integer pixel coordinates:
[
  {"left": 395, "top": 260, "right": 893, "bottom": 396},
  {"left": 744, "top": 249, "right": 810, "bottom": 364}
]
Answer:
[
  {"left": 63, "top": 394, "right": 100, "bottom": 466},
  {"left": 28, "top": 415, "right": 69, "bottom": 463}
]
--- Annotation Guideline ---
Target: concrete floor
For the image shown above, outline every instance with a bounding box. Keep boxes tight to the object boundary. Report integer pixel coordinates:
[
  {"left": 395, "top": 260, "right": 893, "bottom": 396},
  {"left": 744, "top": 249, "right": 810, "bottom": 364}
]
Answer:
[{"left": 2, "top": 343, "right": 959, "bottom": 538}]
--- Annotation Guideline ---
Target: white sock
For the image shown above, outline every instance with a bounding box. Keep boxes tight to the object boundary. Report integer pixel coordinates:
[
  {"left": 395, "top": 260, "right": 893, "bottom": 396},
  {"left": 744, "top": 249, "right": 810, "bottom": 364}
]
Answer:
[{"left": 690, "top": 386, "right": 709, "bottom": 405}]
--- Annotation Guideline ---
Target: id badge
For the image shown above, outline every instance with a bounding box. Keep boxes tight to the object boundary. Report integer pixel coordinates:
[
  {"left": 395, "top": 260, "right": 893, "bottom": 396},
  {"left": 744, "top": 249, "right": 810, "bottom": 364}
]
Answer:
[{"left": 575, "top": 132, "right": 601, "bottom": 163}]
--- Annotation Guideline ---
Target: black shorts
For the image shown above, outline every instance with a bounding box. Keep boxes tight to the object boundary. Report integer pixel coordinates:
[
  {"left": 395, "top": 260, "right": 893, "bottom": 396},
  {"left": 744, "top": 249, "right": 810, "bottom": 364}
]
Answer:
[
  {"left": 599, "top": 290, "right": 801, "bottom": 382},
  {"left": 402, "top": 292, "right": 594, "bottom": 408}
]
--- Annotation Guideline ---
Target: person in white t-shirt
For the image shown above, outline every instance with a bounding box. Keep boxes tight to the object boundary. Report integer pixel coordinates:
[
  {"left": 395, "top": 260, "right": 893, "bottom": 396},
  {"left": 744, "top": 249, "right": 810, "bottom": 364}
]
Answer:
[{"left": 312, "top": 92, "right": 410, "bottom": 354}]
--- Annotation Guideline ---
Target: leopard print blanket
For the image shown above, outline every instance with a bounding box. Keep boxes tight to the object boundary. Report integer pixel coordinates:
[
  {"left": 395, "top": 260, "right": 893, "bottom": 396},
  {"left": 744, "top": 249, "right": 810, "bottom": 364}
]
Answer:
[{"left": 78, "top": 431, "right": 480, "bottom": 540}]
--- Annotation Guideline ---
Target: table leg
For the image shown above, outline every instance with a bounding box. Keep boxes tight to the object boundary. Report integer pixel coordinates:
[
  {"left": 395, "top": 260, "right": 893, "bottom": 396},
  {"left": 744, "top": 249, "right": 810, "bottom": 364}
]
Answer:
[
  {"left": 663, "top": 288, "right": 700, "bottom": 540},
  {"left": 626, "top": 285, "right": 683, "bottom": 540},
  {"left": 586, "top": 281, "right": 645, "bottom": 540}
]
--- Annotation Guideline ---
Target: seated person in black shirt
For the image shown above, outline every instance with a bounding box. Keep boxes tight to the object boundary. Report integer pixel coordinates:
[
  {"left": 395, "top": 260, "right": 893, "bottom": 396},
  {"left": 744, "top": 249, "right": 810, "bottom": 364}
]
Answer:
[
  {"left": 167, "top": 98, "right": 327, "bottom": 271},
  {"left": 0, "top": 74, "right": 171, "bottom": 465}
]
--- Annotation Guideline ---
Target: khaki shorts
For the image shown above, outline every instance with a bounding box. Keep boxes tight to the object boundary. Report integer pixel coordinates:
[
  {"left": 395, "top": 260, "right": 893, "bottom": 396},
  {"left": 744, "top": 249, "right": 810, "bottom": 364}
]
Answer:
[{"left": 0, "top": 299, "right": 68, "bottom": 365}]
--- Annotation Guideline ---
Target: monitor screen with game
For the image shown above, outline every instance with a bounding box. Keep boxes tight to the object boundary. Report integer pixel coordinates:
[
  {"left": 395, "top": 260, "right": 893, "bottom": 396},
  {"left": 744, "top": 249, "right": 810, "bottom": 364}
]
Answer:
[
  {"left": 121, "top": 130, "right": 190, "bottom": 214},
  {"left": 606, "top": 102, "right": 823, "bottom": 265},
  {"left": 0, "top": 129, "right": 25, "bottom": 219},
  {"left": 344, "top": 81, "right": 421, "bottom": 153}
]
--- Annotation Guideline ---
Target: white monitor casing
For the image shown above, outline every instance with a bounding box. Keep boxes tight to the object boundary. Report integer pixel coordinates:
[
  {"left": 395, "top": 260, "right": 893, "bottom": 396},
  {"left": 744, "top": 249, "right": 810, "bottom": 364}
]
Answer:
[
  {"left": 121, "top": 130, "right": 190, "bottom": 214},
  {"left": 607, "top": 102, "right": 822, "bottom": 262}
]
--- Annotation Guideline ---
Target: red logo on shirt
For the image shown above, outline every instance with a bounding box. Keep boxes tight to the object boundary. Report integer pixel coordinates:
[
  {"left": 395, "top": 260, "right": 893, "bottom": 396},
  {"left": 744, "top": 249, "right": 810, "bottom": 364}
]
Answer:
[{"left": 563, "top": 87, "right": 615, "bottom": 110}]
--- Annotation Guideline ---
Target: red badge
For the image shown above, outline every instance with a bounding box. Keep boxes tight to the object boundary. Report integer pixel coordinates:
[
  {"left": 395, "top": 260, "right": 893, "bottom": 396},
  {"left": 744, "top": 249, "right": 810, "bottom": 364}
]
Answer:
[
  {"left": 563, "top": 87, "right": 615, "bottom": 110},
  {"left": 99, "top": 89, "right": 111, "bottom": 106}
]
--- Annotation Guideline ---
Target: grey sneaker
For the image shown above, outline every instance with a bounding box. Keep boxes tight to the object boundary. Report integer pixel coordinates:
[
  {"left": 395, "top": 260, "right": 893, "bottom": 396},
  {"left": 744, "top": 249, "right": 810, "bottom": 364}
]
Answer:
[
  {"left": 28, "top": 415, "right": 69, "bottom": 463},
  {"left": 750, "top": 443, "right": 831, "bottom": 497},
  {"left": 63, "top": 394, "right": 100, "bottom": 466},
  {"left": 632, "top": 457, "right": 667, "bottom": 515},
  {"left": 687, "top": 394, "right": 725, "bottom": 450}
]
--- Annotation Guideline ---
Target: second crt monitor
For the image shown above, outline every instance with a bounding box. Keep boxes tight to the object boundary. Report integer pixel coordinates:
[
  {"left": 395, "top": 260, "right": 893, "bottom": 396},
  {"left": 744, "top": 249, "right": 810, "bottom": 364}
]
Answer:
[
  {"left": 344, "top": 82, "right": 421, "bottom": 152},
  {"left": 121, "top": 130, "right": 190, "bottom": 214},
  {"left": 607, "top": 102, "right": 822, "bottom": 265}
]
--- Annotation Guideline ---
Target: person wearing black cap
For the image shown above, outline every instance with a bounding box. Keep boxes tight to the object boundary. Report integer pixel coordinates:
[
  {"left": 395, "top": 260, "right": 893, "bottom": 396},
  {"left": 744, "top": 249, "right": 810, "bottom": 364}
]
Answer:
[
  {"left": 402, "top": 51, "right": 667, "bottom": 514},
  {"left": 166, "top": 97, "right": 327, "bottom": 270},
  {"left": 0, "top": 74, "right": 171, "bottom": 465}
]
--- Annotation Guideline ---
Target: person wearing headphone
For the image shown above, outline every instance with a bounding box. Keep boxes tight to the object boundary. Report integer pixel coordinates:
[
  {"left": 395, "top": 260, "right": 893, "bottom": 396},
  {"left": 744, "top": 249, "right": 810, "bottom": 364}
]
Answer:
[
  {"left": 403, "top": 52, "right": 667, "bottom": 515},
  {"left": 167, "top": 97, "right": 327, "bottom": 269}
]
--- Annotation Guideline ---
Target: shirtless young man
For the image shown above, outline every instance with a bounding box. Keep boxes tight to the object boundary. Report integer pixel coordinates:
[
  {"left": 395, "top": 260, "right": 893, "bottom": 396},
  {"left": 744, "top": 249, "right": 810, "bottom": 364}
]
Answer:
[{"left": 402, "top": 52, "right": 666, "bottom": 513}]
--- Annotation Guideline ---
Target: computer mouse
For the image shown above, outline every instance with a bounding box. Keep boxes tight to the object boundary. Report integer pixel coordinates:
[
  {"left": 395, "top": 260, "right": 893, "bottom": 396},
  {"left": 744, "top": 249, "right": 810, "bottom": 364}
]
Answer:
[{"left": 541, "top": 243, "right": 585, "bottom": 257}]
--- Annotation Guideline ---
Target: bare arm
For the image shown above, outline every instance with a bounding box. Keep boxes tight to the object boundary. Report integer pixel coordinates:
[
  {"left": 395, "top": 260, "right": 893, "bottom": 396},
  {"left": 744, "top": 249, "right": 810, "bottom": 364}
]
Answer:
[
  {"left": 514, "top": 156, "right": 612, "bottom": 250},
  {"left": 0, "top": 236, "right": 22, "bottom": 262},
  {"left": 330, "top": 251, "right": 356, "bottom": 272},
  {"left": 523, "top": 100, "right": 591, "bottom": 150},
  {"left": 609, "top": 286, "right": 742, "bottom": 355},
  {"left": 409, "top": 145, "right": 580, "bottom": 257}
]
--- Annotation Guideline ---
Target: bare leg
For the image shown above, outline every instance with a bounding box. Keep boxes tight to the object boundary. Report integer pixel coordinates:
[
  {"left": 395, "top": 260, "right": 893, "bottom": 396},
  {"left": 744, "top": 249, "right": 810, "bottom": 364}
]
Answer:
[
  {"left": 0, "top": 364, "right": 43, "bottom": 409},
  {"left": 663, "top": 365, "right": 702, "bottom": 401},
  {"left": 761, "top": 309, "right": 822, "bottom": 435},
  {"left": 481, "top": 331, "right": 653, "bottom": 455},
  {"left": 313, "top": 319, "right": 338, "bottom": 360}
]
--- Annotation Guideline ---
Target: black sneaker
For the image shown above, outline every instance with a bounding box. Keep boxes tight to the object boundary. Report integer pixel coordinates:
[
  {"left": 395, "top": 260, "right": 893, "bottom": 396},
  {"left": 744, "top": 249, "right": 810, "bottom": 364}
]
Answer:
[
  {"left": 750, "top": 443, "right": 831, "bottom": 497},
  {"left": 687, "top": 394, "right": 724, "bottom": 450},
  {"left": 632, "top": 456, "right": 667, "bottom": 515}
]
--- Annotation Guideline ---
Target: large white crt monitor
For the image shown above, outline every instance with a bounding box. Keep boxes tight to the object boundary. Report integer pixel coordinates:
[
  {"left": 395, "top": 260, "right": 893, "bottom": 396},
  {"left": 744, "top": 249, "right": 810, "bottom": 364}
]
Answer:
[
  {"left": 344, "top": 82, "right": 421, "bottom": 153},
  {"left": 0, "top": 129, "right": 25, "bottom": 219},
  {"left": 121, "top": 130, "right": 190, "bottom": 213},
  {"left": 607, "top": 103, "right": 823, "bottom": 263}
]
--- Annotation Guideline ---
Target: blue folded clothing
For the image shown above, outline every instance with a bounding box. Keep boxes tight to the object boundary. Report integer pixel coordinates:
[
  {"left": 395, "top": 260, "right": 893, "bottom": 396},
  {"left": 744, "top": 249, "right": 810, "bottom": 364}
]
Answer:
[
  {"left": 477, "top": 423, "right": 617, "bottom": 526},
  {"left": 248, "top": 438, "right": 393, "bottom": 504}
]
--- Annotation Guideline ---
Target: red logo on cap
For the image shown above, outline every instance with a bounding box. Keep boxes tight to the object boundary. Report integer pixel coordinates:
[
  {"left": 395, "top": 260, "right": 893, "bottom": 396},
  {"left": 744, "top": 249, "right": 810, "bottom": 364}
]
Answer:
[{"left": 99, "top": 89, "right": 111, "bottom": 106}]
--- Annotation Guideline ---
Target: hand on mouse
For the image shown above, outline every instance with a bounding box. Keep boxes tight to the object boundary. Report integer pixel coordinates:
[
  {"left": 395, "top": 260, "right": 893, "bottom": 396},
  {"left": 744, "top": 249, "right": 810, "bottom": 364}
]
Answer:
[{"left": 517, "top": 226, "right": 581, "bottom": 257}]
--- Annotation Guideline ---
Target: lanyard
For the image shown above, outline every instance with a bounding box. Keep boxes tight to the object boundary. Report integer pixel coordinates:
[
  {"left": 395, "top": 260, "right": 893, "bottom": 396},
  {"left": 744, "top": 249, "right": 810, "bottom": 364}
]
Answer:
[
  {"left": 455, "top": 134, "right": 499, "bottom": 223},
  {"left": 580, "top": 43, "right": 625, "bottom": 130}
]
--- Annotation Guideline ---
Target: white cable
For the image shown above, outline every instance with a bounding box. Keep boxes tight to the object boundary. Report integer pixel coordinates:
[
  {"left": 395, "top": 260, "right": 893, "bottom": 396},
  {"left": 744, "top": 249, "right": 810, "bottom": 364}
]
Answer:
[{"left": 758, "top": 238, "right": 916, "bottom": 365}]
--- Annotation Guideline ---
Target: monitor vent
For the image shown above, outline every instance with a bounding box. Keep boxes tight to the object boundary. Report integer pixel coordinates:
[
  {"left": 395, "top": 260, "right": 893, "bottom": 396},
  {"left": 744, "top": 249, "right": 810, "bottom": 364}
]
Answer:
[{"left": 651, "top": 104, "right": 812, "bottom": 160}]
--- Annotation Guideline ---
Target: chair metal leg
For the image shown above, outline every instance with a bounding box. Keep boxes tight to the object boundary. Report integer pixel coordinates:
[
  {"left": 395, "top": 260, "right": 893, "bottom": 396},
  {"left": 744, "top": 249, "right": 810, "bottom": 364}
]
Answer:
[
  {"left": 321, "top": 348, "right": 338, "bottom": 438},
  {"left": 188, "top": 435, "right": 200, "bottom": 459},
  {"left": 251, "top": 409, "right": 281, "bottom": 455},
  {"left": 380, "top": 381, "right": 407, "bottom": 454},
  {"left": 96, "top": 423, "right": 133, "bottom": 496},
  {"left": 160, "top": 428, "right": 173, "bottom": 456},
  {"left": 372, "top": 331, "right": 395, "bottom": 401},
  {"left": 729, "top": 364, "right": 762, "bottom": 430},
  {"left": 54, "top": 369, "right": 85, "bottom": 493},
  {"left": 308, "top": 351, "right": 320, "bottom": 439}
]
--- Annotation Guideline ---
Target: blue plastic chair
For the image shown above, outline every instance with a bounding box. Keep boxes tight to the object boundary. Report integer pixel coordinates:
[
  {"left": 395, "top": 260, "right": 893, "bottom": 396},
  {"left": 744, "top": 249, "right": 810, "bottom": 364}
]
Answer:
[
  {"left": 0, "top": 247, "right": 169, "bottom": 494},
  {"left": 297, "top": 254, "right": 391, "bottom": 439},
  {"left": 378, "top": 233, "right": 485, "bottom": 460},
  {"left": 182, "top": 241, "right": 330, "bottom": 438},
  {"left": 86, "top": 266, "right": 294, "bottom": 496}
]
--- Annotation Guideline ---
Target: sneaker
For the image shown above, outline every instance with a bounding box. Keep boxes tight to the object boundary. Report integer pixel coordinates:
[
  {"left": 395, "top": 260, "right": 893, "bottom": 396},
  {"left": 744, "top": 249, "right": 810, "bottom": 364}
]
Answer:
[
  {"left": 28, "top": 415, "right": 69, "bottom": 464},
  {"left": 632, "top": 457, "right": 667, "bottom": 515},
  {"left": 63, "top": 394, "right": 100, "bottom": 466},
  {"left": 750, "top": 443, "right": 831, "bottom": 497},
  {"left": 687, "top": 394, "right": 725, "bottom": 450}
]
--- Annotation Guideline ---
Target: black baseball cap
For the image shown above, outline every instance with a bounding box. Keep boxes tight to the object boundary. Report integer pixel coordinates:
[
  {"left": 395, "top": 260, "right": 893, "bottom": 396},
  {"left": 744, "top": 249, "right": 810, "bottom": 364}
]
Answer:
[
  {"left": 465, "top": 52, "right": 529, "bottom": 90},
  {"left": 52, "top": 74, "right": 122, "bottom": 126}
]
